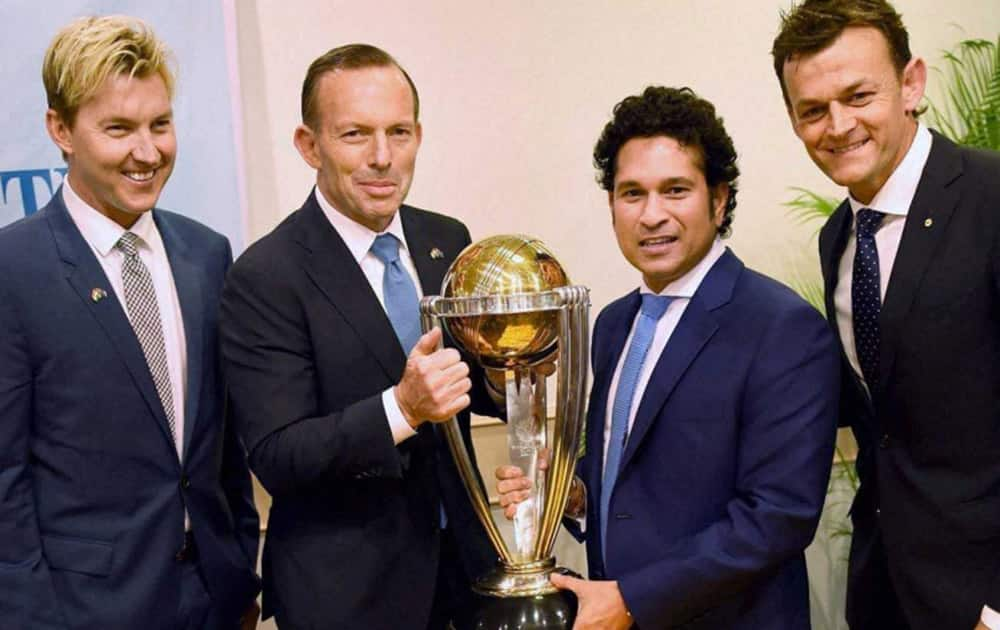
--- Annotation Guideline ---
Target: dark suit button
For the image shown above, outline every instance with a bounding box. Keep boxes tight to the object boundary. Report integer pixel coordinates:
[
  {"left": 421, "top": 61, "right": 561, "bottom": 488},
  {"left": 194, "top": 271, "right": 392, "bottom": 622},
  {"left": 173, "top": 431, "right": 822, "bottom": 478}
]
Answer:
[
  {"left": 879, "top": 434, "right": 890, "bottom": 449},
  {"left": 181, "top": 476, "right": 191, "bottom": 489},
  {"left": 614, "top": 513, "right": 633, "bottom": 520},
  {"left": 876, "top": 508, "right": 881, "bottom": 517}
]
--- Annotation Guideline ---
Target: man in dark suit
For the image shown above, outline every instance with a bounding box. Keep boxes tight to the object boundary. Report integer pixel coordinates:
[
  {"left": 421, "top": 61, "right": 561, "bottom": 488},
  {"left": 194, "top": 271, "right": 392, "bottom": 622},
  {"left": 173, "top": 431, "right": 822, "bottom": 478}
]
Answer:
[
  {"left": 219, "top": 44, "right": 498, "bottom": 629},
  {"left": 498, "top": 86, "right": 840, "bottom": 629},
  {"left": 773, "top": 1, "right": 1000, "bottom": 628},
  {"left": 0, "top": 16, "right": 260, "bottom": 630}
]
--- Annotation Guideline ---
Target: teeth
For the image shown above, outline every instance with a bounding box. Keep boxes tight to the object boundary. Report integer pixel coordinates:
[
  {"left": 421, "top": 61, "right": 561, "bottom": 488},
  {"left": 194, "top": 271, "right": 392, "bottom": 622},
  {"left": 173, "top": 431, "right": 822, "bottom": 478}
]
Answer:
[
  {"left": 641, "top": 237, "right": 673, "bottom": 246},
  {"left": 124, "top": 171, "right": 154, "bottom": 182}
]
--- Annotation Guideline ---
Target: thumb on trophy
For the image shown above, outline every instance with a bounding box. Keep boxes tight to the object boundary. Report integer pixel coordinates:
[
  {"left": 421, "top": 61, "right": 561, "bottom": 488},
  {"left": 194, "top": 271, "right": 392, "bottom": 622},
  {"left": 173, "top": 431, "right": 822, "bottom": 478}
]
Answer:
[{"left": 412, "top": 327, "right": 443, "bottom": 355}]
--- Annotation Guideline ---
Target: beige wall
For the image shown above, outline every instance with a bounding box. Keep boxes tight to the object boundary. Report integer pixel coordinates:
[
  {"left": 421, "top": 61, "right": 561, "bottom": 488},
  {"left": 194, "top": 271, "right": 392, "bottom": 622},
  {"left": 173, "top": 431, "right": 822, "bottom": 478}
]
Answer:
[{"left": 235, "top": 0, "right": 999, "bottom": 313}]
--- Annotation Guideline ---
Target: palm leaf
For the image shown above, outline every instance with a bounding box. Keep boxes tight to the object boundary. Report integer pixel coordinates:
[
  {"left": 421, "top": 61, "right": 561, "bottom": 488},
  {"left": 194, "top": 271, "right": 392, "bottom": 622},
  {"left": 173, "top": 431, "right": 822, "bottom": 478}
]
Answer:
[
  {"left": 783, "top": 187, "right": 840, "bottom": 227},
  {"left": 926, "top": 36, "right": 1000, "bottom": 150}
]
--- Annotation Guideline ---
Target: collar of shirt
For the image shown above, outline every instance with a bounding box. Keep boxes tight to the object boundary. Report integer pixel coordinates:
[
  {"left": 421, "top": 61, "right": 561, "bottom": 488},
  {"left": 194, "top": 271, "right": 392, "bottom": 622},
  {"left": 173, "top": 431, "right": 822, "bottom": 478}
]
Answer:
[
  {"left": 62, "top": 176, "right": 157, "bottom": 256},
  {"left": 638, "top": 236, "right": 726, "bottom": 298},
  {"left": 847, "top": 123, "right": 932, "bottom": 219},
  {"left": 314, "top": 187, "right": 409, "bottom": 263}
]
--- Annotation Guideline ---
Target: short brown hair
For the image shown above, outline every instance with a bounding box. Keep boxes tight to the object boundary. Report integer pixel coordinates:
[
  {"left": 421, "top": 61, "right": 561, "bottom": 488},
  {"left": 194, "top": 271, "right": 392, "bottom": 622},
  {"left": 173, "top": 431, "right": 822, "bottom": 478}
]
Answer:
[
  {"left": 300, "top": 44, "right": 419, "bottom": 129},
  {"left": 43, "top": 15, "right": 175, "bottom": 124},
  {"left": 771, "top": 0, "right": 911, "bottom": 107}
]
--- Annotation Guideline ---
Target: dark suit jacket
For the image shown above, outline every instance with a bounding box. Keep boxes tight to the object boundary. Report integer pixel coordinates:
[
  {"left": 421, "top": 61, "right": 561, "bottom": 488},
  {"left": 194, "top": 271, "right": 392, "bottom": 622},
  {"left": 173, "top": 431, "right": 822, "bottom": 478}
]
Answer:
[
  {"left": 819, "top": 132, "right": 1000, "bottom": 630},
  {"left": 0, "top": 191, "right": 260, "bottom": 630},
  {"left": 572, "top": 249, "right": 839, "bottom": 629},
  {"left": 219, "top": 193, "right": 497, "bottom": 629}
]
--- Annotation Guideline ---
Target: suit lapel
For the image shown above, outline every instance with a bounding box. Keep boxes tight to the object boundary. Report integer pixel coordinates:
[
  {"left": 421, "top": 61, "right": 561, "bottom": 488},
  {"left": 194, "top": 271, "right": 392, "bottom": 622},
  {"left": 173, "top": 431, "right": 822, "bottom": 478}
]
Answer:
[
  {"left": 618, "top": 249, "right": 740, "bottom": 471},
  {"left": 400, "top": 206, "right": 457, "bottom": 297},
  {"left": 46, "top": 192, "right": 178, "bottom": 456},
  {"left": 878, "top": 132, "right": 963, "bottom": 393},
  {"left": 586, "top": 292, "right": 640, "bottom": 492},
  {"left": 295, "top": 195, "right": 406, "bottom": 379},
  {"left": 155, "top": 212, "right": 205, "bottom": 460}
]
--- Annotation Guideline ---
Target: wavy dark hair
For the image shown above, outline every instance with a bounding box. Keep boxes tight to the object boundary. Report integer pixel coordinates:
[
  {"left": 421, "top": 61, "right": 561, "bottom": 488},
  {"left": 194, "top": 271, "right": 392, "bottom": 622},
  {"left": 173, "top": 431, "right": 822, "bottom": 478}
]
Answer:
[
  {"left": 771, "top": 0, "right": 912, "bottom": 108},
  {"left": 593, "top": 86, "right": 739, "bottom": 237}
]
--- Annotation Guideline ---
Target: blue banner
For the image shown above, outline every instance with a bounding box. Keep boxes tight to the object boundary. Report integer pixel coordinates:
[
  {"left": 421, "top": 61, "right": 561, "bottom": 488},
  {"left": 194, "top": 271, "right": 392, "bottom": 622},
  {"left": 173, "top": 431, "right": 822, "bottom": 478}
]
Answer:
[{"left": 0, "top": 0, "right": 246, "bottom": 251}]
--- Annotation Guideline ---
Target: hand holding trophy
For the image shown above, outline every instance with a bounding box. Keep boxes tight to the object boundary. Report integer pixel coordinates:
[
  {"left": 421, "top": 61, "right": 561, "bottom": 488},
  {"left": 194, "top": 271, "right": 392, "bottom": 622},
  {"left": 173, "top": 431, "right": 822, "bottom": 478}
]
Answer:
[{"left": 420, "top": 235, "right": 589, "bottom": 629}]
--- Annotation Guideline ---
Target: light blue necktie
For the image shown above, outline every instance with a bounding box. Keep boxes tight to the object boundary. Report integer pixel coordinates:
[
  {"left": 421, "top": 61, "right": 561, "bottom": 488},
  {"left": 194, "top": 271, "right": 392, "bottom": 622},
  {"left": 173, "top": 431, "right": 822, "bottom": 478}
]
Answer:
[
  {"left": 600, "top": 293, "right": 674, "bottom": 563},
  {"left": 370, "top": 233, "right": 449, "bottom": 527},
  {"left": 370, "top": 233, "right": 421, "bottom": 354}
]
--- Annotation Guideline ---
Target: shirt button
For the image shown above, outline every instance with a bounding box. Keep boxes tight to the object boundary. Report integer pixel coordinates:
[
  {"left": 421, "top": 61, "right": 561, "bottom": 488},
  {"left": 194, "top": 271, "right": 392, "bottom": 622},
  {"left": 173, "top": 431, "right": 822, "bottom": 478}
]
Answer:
[{"left": 180, "top": 476, "right": 191, "bottom": 489}]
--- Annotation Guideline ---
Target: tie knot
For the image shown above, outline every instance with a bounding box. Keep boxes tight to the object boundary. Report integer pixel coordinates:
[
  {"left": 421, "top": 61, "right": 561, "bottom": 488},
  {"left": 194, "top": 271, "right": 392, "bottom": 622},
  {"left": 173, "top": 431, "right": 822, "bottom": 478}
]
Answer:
[
  {"left": 640, "top": 294, "right": 674, "bottom": 321},
  {"left": 855, "top": 208, "right": 886, "bottom": 239},
  {"left": 370, "top": 233, "right": 401, "bottom": 264},
  {"left": 116, "top": 231, "right": 142, "bottom": 257}
]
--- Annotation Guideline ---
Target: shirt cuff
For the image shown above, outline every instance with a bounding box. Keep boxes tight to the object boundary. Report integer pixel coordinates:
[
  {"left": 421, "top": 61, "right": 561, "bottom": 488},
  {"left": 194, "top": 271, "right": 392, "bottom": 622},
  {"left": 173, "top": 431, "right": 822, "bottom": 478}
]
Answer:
[
  {"left": 382, "top": 388, "right": 417, "bottom": 445},
  {"left": 982, "top": 605, "right": 1000, "bottom": 629}
]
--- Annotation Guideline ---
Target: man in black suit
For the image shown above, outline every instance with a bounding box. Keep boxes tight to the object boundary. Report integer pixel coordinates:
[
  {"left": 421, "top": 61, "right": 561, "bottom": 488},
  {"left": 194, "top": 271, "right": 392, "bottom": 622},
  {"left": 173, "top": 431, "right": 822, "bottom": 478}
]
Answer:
[
  {"left": 773, "top": 2, "right": 1000, "bottom": 629},
  {"left": 219, "top": 44, "right": 498, "bottom": 629}
]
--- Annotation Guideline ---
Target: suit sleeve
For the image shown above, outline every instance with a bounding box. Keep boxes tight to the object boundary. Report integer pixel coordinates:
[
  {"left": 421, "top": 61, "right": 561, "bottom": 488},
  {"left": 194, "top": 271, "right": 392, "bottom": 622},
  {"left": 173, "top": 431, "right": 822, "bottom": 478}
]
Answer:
[
  {"left": 219, "top": 255, "right": 403, "bottom": 496},
  {"left": 215, "top": 241, "right": 260, "bottom": 572},
  {"left": 617, "top": 303, "right": 841, "bottom": 627},
  {"left": 0, "top": 283, "right": 67, "bottom": 628}
]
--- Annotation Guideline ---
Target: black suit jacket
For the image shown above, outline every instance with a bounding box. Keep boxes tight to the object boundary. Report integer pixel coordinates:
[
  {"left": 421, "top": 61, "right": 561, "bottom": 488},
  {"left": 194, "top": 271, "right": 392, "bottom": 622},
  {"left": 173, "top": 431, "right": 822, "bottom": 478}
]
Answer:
[
  {"left": 819, "top": 132, "right": 1000, "bottom": 629},
  {"left": 219, "top": 193, "right": 497, "bottom": 629},
  {"left": 0, "top": 192, "right": 260, "bottom": 630}
]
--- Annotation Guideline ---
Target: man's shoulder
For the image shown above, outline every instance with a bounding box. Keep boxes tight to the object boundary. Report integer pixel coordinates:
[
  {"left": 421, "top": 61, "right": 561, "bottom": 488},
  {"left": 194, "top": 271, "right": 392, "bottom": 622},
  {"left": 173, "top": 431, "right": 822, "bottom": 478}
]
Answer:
[
  {"left": 153, "top": 207, "right": 229, "bottom": 249},
  {"left": 732, "top": 265, "right": 822, "bottom": 319},
  {"left": 958, "top": 143, "right": 1000, "bottom": 183},
  {"left": 401, "top": 204, "right": 470, "bottom": 238}
]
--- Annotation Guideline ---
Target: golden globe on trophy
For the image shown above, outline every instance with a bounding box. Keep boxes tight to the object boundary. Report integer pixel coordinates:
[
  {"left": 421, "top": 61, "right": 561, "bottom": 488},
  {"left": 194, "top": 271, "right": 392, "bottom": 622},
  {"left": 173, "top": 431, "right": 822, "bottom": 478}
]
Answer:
[{"left": 419, "top": 235, "right": 590, "bottom": 629}]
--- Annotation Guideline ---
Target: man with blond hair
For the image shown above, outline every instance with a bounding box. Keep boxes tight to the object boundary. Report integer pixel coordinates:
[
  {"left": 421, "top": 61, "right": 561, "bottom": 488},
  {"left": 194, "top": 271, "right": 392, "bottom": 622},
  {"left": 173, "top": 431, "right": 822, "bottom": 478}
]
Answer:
[{"left": 0, "top": 16, "right": 260, "bottom": 630}]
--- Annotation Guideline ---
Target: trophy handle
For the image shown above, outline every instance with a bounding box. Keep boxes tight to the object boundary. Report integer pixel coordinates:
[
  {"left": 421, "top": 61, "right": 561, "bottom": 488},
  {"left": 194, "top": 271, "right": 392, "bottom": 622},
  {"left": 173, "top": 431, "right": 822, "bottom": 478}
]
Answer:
[
  {"left": 420, "top": 307, "right": 515, "bottom": 565},
  {"left": 534, "top": 286, "right": 589, "bottom": 558}
]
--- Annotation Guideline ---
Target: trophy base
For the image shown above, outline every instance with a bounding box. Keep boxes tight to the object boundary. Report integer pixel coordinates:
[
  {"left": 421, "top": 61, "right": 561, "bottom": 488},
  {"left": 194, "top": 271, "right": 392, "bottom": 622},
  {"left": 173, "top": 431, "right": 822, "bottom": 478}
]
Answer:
[
  {"left": 452, "top": 588, "right": 577, "bottom": 630},
  {"left": 451, "top": 563, "right": 579, "bottom": 630}
]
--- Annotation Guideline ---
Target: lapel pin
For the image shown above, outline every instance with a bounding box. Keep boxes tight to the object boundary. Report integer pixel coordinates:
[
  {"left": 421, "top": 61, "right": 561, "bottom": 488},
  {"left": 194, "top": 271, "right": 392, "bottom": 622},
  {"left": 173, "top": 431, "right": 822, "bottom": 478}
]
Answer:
[
  {"left": 91, "top": 288, "right": 107, "bottom": 303},
  {"left": 430, "top": 247, "right": 444, "bottom": 260},
  {"left": 924, "top": 218, "right": 933, "bottom": 228}
]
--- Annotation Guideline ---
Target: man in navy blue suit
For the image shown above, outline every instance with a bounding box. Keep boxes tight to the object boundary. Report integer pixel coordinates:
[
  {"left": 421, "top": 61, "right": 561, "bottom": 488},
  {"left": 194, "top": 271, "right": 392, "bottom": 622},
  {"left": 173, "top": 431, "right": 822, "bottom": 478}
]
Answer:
[
  {"left": 0, "top": 16, "right": 260, "bottom": 630},
  {"left": 498, "top": 86, "right": 840, "bottom": 628}
]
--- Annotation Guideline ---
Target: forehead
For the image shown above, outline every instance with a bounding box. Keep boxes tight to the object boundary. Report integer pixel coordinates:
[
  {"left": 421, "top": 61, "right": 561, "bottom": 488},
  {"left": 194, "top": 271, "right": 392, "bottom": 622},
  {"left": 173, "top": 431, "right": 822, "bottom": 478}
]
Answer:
[
  {"left": 615, "top": 135, "right": 704, "bottom": 183},
  {"left": 314, "top": 65, "right": 415, "bottom": 125},
  {"left": 76, "top": 72, "right": 172, "bottom": 120},
  {"left": 783, "top": 26, "right": 897, "bottom": 102}
]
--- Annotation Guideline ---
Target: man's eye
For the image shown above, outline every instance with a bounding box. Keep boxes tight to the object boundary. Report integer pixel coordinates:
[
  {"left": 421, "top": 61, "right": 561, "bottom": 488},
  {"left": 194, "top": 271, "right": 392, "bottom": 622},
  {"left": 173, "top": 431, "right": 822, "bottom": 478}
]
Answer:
[
  {"left": 800, "top": 107, "right": 823, "bottom": 121},
  {"left": 390, "top": 128, "right": 412, "bottom": 137},
  {"left": 849, "top": 92, "right": 874, "bottom": 104}
]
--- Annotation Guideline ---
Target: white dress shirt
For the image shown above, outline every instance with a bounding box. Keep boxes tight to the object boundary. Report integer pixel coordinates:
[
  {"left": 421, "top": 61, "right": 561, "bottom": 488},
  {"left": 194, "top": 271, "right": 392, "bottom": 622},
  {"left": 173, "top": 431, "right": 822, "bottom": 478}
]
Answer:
[
  {"left": 63, "top": 178, "right": 188, "bottom": 461},
  {"left": 314, "top": 188, "right": 420, "bottom": 445},
  {"left": 833, "top": 124, "right": 931, "bottom": 389},
  {"left": 601, "top": 237, "right": 727, "bottom": 471},
  {"left": 830, "top": 126, "right": 1000, "bottom": 629}
]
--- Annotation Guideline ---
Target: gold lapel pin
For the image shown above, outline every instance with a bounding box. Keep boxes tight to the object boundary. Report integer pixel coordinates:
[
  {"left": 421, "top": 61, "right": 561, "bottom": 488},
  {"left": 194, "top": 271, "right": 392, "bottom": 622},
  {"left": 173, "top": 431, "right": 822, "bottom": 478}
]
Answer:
[
  {"left": 924, "top": 218, "right": 933, "bottom": 228},
  {"left": 430, "top": 247, "right": 444, "bottom": 260},
  {"left": 91, "top": 288, "right": 107, "bottom": 303}
]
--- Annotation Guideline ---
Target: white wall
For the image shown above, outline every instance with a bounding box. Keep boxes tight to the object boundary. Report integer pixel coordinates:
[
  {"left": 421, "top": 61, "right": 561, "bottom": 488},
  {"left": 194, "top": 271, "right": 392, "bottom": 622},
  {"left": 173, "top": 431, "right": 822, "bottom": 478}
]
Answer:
[{"left": 234, "top": 0, "right": 999, "bottom": 314}]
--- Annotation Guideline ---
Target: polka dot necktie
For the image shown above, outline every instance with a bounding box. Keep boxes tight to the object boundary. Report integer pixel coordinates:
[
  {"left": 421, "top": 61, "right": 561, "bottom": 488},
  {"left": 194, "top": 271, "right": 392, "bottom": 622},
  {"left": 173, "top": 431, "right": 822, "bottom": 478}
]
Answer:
[
  {"left": 851, "top": 208, "right": 886, "bottom": 391},
  {"left": 600, "top": 293, "right": 674, "bottom": 563}
]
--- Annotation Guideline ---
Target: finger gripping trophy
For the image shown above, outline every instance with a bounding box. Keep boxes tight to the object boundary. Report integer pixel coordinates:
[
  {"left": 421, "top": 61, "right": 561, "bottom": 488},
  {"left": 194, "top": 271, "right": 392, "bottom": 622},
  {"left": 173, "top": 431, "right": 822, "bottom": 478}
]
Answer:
[{"left": 420, "top": 235, "right": 590, "bottom": 629}]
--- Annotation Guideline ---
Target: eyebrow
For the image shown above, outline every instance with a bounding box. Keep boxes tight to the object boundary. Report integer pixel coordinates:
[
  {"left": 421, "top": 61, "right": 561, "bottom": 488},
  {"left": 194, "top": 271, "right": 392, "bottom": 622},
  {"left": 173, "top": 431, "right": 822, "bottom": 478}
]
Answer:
[{"left": 615, "top": 176, "right": 696, "bottom": 189}]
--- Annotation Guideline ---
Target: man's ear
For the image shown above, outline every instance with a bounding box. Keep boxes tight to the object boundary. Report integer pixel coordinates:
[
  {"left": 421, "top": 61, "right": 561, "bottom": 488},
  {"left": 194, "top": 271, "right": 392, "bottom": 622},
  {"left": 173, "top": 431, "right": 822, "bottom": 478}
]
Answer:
[
  {"left": 293, "top": 124, "right": 321, "bottom": 169},
  {"left": 45, "top": 109, "right": 74, "bottom": 158},
  {"left": 901, "top": 56, "right": 927, "bottom": 116},
  {"left": 711, "top": 183, "right": 729, "bottom": 228}
]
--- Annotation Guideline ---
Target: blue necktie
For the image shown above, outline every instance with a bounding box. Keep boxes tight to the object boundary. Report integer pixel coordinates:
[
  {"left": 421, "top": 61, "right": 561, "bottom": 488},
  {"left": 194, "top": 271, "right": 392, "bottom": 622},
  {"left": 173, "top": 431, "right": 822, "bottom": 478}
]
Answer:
[
  {"left": 370, "top": 233, "right": 421, "bottom": 354},
  {"left": 600, "top": 293, "right": 674, "bottom": 563},
  {"left": 851, "top": 208, "right": 886, "bottom": 391}
]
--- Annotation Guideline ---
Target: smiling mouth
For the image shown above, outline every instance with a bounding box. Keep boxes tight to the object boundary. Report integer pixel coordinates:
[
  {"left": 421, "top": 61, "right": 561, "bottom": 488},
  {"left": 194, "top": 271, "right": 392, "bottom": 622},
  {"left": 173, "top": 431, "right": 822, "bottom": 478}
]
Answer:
[
  {"left": 123, "top": 170, "right": 156, "bottom": 183},
  {"left": 828, "top": 139, "right": 869, "bottom": 155},
  {"left": 640, "top": 235, "right": 678, "bottom": 247}
]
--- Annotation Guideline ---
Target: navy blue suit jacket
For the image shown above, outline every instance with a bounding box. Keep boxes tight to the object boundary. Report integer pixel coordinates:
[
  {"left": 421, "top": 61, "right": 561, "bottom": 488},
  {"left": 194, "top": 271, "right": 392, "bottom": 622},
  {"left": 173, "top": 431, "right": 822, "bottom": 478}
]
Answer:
[
  {"left": 575, "top": 249, "right": 839, "bottom": 629},
  {"left": 0, "top": 191, "right": 260, "bottom": 630}
]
